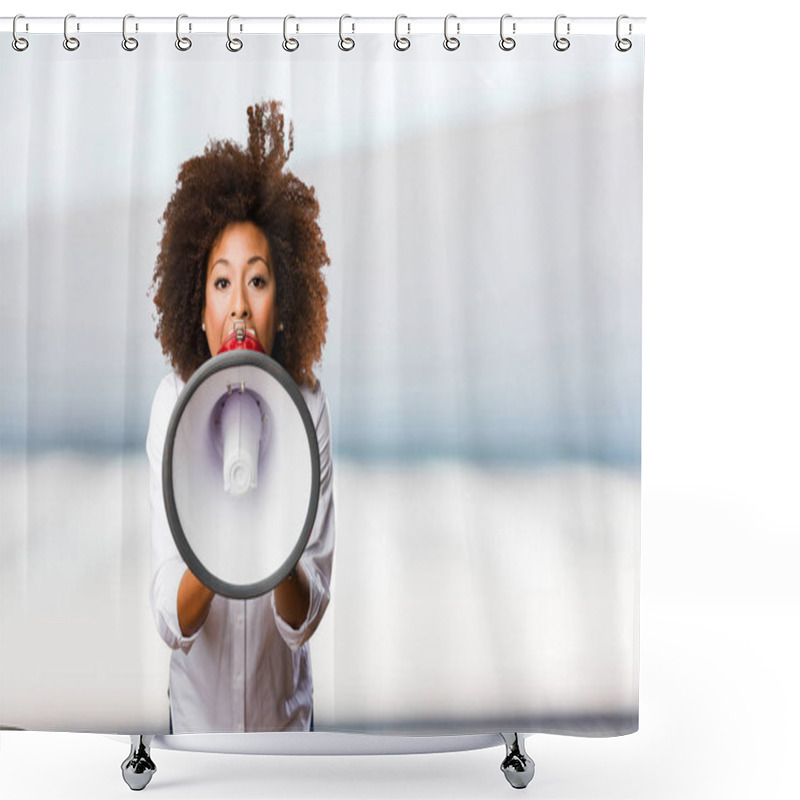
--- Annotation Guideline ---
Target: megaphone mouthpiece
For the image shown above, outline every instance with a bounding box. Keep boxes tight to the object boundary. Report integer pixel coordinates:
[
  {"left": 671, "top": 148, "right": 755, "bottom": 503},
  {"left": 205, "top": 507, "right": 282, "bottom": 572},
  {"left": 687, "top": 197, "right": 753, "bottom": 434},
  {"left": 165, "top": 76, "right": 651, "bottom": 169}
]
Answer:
[{"left": 219, "top": 320, "right": 266, "bottom": 355}]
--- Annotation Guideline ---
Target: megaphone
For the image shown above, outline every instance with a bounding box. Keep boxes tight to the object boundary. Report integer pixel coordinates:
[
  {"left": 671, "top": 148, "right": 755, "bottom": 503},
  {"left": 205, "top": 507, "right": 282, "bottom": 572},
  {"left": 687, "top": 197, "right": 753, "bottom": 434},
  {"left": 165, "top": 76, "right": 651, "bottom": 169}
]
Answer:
[{"left": 162, "top": 322, "right": 320, "bottom": 599}]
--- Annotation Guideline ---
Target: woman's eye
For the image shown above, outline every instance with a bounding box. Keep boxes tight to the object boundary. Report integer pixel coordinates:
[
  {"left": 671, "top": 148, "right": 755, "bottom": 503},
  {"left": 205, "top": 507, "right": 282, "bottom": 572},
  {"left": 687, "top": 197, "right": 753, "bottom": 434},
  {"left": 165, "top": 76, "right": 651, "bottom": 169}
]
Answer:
[
  {"left": 214, "top": 278, "right": 229, "bottom": 289},
  {"left": 251, "top": 276, "right": 268, "bottom": 289}
]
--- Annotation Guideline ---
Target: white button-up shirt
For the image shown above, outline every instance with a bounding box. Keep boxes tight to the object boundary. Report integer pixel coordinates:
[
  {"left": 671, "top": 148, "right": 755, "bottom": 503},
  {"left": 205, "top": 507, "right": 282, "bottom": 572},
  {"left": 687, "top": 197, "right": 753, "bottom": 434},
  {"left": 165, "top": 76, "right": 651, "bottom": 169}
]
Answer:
[{"left": 148, "top": 372, "right": 334, "bottom": 733}]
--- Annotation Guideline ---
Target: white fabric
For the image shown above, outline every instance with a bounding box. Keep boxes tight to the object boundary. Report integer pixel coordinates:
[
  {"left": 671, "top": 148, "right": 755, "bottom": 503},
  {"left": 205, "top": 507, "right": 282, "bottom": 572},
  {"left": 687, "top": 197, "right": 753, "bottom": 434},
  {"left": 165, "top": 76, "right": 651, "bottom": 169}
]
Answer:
[
  {"left": 0, "top": 33, "right": 643, "bottom": 736},
  {"left": 147, "top": 372, "right": 334, "bottom": 733}
]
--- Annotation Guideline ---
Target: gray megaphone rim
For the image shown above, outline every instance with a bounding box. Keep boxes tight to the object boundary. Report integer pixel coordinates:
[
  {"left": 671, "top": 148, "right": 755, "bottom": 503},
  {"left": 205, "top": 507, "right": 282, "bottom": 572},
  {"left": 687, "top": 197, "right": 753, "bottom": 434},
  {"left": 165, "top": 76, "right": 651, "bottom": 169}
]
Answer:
[{"left": 162, "top": 350, "right": 321, "bottom": 599}]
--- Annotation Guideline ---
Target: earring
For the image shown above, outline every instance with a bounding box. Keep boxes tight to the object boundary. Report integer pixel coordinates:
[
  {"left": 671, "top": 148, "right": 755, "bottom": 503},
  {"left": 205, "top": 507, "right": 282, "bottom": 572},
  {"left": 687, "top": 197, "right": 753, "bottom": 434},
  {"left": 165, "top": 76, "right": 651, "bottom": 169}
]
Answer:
[
  {"left": 278, "top": 322, "right": 284, "bottom": 332},
  {"left": 201, "top": 322, "right": 206, "bottom": 332}
]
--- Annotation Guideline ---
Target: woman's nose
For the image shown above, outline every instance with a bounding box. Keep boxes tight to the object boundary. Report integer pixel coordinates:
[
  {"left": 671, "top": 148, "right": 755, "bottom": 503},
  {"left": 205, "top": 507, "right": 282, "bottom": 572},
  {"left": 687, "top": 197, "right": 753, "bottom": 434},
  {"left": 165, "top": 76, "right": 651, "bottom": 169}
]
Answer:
[{"left": 230, "top": 283, "right": 250, "bottom": 318}]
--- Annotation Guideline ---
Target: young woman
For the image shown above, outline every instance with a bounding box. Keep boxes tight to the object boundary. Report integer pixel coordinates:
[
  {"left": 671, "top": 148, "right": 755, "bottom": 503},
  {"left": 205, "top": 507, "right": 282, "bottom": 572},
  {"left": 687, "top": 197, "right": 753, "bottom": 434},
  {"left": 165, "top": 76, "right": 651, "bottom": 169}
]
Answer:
[{"left": 147, "top": 101, "right": 334, "bottom": 733}]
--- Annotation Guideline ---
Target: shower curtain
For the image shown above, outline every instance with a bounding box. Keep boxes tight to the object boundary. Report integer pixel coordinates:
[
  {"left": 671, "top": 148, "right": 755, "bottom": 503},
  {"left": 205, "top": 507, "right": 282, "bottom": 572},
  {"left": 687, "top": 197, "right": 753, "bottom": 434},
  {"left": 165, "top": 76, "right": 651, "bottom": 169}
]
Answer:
[{"left": 0, "top": 20, "right": 643, "bottom": 738}]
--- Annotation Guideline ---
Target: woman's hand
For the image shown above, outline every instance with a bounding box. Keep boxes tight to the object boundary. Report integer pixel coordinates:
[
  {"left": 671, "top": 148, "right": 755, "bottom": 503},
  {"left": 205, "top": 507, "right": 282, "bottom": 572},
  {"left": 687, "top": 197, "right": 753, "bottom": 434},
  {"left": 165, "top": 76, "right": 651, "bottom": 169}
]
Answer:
[
  {"left": 273, "top": 565, "right": 311, "bottom": 630},
  {"left": 177, "top": 569, "right": 215, "bottom": 637}
]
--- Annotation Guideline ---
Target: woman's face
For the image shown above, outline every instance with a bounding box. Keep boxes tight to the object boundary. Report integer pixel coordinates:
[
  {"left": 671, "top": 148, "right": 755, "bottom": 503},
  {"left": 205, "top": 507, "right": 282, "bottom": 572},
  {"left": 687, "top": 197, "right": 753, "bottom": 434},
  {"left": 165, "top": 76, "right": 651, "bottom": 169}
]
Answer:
[{"left": 202, "top": 221, "right": 279, "bottom": 357}]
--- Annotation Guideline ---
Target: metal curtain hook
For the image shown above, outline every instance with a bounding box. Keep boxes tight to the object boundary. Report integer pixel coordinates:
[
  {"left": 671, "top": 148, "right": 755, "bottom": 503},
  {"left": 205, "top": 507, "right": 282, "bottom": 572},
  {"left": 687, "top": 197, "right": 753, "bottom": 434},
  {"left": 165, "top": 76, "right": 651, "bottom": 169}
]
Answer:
[
  {"left": 553, "top": 14, "right": 570, "bottom": 52},
  {"left": 122, "top": 14, "right": 139, "bottom": 51},
  {"left": 337, "top": 14, "right": 355, "bottom": 51},
  {"left": 227, "top": 15, "right": 243, "bottom": 52},
  {"left": 394, "top": 14, "right": 410, "bottom": 51},
  {"left": 339, "top": 14, "right": 355, "bottom": 51},
  {"left": 499, "top": 13, "right": 516, "bottom": 51},
  {"left": 283, "top": 15, "right": 299, "bottom": 52},
  {"left": 615, "top": 15, "right": 632, "bottom": 51},
  {"left": 12, "top": 14, "right": 29, "bottom": 51},
  {"left": 63, "top": 13, "right": 80, "bottom": 51},
  {"left": 176, "top": 14, "right": 192, "bottom": 51},
  {"left": 444, "top": 13, "right": 460, "bottom": 51}
]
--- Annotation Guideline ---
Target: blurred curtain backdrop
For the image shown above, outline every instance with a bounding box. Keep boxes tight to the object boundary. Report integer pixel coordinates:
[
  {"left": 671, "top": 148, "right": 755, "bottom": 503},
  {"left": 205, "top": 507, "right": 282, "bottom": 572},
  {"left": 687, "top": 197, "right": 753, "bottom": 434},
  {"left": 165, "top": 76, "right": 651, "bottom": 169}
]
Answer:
[{"left": 1, "top": 26, "right": 643, "bottom": 734}]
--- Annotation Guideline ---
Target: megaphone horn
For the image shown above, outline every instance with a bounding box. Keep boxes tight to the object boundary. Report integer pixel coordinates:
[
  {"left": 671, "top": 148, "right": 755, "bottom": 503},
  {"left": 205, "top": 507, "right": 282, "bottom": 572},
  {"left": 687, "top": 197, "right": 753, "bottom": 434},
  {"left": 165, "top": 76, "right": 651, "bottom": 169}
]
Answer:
[{"left": 162, "top": 322, "right": 320, "bottom": 599}]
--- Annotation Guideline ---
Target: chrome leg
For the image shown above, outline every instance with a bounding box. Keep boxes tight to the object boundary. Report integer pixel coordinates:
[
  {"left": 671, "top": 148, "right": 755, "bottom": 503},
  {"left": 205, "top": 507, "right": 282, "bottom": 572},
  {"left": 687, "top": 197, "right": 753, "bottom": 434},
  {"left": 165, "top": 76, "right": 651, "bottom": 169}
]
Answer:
[
  {"left": 121, "top": 735, "right": 156, "bottom": 791},
  {"left": 500, "top": 733, "right": 535, "bottom": 789}
]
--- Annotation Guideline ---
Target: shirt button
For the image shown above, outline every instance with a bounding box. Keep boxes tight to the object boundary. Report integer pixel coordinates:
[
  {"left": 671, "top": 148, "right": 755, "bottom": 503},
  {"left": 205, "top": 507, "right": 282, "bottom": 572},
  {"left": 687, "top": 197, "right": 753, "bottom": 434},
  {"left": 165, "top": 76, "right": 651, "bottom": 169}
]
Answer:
[
  {"left": 237, "top": 614, "right": 244, "bottom": 627},
  {"left": 235, "top": 673, "right": 243, "bottom": 686},
  {"left": 236, "top": 723, "right": 244, "bottom": 733}
]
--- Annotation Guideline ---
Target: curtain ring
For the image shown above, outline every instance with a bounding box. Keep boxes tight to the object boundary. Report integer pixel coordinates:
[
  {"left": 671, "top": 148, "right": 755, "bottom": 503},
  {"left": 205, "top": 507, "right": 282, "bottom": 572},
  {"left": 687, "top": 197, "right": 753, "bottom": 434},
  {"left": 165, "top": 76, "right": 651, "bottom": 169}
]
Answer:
[
  {"left": 394, "top": 14, "right": 410, "bottom": 51},
  {"left": 12, "top": 15, "right": 29, "bottom": 52},
  {"left": 226, "top": 15, "right": 243, "bottom": 52},
  {"left": 338, "top": 14, "right": 355, "bottom": 51},
  {"left": 63, "top": 13, "right": 80, "bottom": 51},
  {"left": 553, "top": 14, "right": 570, "bottom": 52},
  {"left": 499, "top": 14, "right": 516, "bottom": 51},
  {"left": 176, "top": 14, "right": 192, "bottom": 51},
  {"left": 283, "top": 15, "right": 299, "bottom": 52},
  {"left": 615, "top": 15, "right": 632, "bottom": 52},
  {"left": 443, "top": 14, "right": 460, "bottom": 51},
  {"left": 122, "top": 14, "right": 139, "bottom": 51}
]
